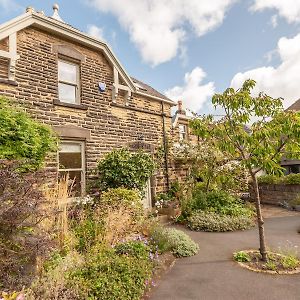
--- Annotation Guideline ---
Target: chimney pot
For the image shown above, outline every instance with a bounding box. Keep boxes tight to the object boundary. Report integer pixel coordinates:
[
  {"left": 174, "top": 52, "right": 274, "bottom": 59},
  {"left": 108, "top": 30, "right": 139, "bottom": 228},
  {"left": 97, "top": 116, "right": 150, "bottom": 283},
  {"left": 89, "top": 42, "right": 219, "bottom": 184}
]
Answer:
[{"left": 26, "top": 6, "right": 34, "bottom": 13}]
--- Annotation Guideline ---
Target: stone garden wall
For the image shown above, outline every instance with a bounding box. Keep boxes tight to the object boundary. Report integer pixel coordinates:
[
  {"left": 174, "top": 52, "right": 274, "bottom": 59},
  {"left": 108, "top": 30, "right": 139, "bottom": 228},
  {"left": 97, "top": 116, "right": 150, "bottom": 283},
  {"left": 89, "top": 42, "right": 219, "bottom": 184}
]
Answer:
[{"left": 251, "top": 184, "right": 300, "bottom": 205}]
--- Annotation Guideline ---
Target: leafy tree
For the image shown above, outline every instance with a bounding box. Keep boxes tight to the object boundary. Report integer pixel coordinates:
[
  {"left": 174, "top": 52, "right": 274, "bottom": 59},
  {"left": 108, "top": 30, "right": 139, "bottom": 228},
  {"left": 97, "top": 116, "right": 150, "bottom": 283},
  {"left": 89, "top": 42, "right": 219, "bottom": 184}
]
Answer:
[
  {"left": 0, "top": 97, "right": 57, "bottom": 170},
  {"left": 97, "top": 148, "right": 155, "bottom": 191},
  {"left": 190, "top": 80, "right": 300, "bottom": 261},
  {"left": 170, "top": 118, "right": 247, "bottom": 194}
]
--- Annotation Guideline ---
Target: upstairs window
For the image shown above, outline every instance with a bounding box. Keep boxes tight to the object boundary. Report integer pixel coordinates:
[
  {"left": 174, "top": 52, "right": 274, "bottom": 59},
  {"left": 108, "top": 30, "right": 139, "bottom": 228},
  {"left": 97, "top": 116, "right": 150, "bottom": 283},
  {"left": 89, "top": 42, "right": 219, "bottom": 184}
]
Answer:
[
  {"left": 179, "top": 124, "right": 187, "bottom": 141},
  {"left": 58, "top": 59, "right": 80, "bottom": 104}
]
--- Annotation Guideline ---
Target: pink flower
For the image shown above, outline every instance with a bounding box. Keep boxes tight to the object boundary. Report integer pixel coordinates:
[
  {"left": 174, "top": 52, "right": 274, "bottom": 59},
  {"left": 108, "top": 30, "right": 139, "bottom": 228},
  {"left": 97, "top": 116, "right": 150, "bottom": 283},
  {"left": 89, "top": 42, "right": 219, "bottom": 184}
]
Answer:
[{"left": 16, "top": 293, "right": 25, "bottom": 300}]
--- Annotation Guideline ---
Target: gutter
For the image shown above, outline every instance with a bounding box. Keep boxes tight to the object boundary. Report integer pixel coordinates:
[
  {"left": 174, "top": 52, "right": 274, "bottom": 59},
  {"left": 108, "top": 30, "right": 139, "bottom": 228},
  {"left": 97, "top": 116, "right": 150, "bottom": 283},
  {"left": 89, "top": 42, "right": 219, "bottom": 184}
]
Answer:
[{"left": 137, "top": 91, "right": 176, "bottom": 105}]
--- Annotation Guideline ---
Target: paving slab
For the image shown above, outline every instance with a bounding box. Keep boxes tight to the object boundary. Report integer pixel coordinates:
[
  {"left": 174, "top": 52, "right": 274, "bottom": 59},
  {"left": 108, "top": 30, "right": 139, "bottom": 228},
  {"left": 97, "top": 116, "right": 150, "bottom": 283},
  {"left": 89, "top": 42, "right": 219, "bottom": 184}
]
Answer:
[{"left": 149, "top": 215, "right": 300, "bottom": 300}]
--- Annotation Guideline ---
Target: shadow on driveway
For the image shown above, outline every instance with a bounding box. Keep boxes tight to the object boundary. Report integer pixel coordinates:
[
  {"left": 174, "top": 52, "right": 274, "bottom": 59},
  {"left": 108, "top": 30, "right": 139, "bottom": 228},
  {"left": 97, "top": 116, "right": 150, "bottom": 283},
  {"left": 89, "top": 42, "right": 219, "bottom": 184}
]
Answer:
[{"left": 149, "top": 216, "right": 300, "bottom": 300}]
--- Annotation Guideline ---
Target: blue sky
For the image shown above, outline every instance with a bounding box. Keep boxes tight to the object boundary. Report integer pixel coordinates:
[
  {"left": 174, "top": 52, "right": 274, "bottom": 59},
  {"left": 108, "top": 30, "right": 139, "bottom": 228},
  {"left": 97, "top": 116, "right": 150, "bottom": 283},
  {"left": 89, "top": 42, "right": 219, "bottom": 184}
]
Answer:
[{"left": 1, "top": 0, "right": 300, "bottom": 114}]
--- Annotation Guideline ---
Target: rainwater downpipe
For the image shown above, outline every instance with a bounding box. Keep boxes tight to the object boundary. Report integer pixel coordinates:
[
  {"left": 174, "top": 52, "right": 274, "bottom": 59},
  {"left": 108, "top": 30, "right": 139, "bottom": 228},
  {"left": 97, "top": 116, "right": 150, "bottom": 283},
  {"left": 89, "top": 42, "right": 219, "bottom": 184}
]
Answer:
[{"left": 161, "top": 101, "right": 170, "bottom": 190}]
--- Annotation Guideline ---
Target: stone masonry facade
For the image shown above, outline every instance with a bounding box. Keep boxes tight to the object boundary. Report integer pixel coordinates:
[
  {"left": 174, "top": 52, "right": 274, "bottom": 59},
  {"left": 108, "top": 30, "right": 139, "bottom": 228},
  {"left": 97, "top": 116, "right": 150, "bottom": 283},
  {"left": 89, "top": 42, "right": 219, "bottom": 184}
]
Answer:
[{"left": 0, "top": 25, "right": 173, "bottom": 200}]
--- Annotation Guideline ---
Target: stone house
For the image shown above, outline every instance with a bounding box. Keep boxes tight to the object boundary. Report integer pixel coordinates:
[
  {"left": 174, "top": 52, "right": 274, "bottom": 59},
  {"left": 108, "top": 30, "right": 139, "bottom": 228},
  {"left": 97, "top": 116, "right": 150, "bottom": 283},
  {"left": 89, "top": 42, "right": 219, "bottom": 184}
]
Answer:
[{"left": 0, "top": 5, "right": 176, "bottom": 207}]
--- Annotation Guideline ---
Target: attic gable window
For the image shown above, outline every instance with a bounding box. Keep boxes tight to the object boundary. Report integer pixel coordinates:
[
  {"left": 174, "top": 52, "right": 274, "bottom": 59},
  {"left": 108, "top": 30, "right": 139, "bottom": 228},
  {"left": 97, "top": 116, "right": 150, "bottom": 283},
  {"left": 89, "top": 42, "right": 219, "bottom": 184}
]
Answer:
[{"left": 58, "top": 59, "right": 80, "bottom": 104}]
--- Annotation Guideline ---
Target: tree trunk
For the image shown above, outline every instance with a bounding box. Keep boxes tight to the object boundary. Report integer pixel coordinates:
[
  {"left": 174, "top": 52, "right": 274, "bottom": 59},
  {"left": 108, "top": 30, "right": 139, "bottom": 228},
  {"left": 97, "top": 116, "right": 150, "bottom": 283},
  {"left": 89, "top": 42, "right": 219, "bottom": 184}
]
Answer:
[{"left": 251, "top": 172, "right": 267, "bottom": 261}]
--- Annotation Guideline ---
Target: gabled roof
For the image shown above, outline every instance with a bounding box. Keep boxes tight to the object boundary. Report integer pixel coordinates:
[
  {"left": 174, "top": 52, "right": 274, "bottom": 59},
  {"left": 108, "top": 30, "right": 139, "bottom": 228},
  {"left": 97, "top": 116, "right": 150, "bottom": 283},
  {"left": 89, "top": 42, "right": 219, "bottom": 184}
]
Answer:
[
  {"left": 286, "top": 99, "right": 300, "bottom": 111},
  {"left": 0, "top": 10, "right": 175, "bottom": 105},
  {"left": 0, "top": 11, "right": 136, "bottom": 91}
]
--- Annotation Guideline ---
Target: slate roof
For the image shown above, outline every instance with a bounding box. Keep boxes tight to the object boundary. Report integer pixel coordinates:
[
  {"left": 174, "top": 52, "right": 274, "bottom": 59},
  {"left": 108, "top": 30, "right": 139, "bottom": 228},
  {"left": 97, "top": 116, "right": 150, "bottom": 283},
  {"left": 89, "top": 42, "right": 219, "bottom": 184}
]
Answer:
[
  {"left": 131, "top": 77, "right": 173, "bottom": 103},
  {"left": 286, "top": 99, "right": 300, "bottom": 111}
]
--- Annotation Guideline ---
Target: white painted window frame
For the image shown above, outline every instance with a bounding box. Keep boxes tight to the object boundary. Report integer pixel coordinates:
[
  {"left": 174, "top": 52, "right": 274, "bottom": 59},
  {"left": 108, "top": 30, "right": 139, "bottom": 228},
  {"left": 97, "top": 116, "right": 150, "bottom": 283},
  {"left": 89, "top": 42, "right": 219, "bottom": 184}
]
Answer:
[
  {"left": 179, "top": 124, "right": 187, "bottom": 141},
  {"left": 58, "top": 58, "right": 81, "bottom": 104},
  {"left": 58, "top": 140, "right": 86, "bottom": 196}
]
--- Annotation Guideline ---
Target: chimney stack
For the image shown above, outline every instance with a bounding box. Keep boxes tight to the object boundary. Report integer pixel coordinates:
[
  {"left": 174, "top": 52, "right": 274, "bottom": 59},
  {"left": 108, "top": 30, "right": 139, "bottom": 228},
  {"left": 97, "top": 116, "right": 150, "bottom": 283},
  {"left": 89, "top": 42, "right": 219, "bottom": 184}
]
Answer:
[{"left": 176, "top": 100, "right": 186, "bottom": 115}]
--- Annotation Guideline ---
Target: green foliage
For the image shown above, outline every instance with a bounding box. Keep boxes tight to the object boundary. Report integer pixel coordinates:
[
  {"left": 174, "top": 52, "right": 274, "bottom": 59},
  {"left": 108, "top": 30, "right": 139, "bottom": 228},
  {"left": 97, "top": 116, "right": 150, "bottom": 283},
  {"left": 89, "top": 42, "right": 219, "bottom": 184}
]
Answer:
[
  {"left": 283, "top": 173, "right": 300, "bottom": 184},
  {"left": 150, "top": 227, "right": 199, "bottom": 257},
  {"left": 265, "top": 260, "right": 277, "bottom": 271},
  {"left": 190, "top": 79, "right": 300, "bottom": 177},
  {"left": 72, "top": 213, "right": 103, "bottom": 253},
  {"left": 70, "top": 247, "right": 153, "bottom": 300},
  {"left": 182, "top": 189, "right": 254, "bottom": 219},
  {"left": 26, "top": 251, "right": 84, "bottom": 300},
  {"left": 171, "top": 138, "right": 247, "bottom": 193},
  {"left": 97, "top": 148, "right": 155, "bottom": 191},
  {"left": 0, "top": 97, "right": 57, "bottom": 170},
  {"left": 187, "top": 211, "right": 255, "bottom": 232},
  {"left": 114, "top": 241, "right": 150, "bottom": 259},
  {"left": 233, "top": 251, "right": 251, "bottom": 262},
  {"left": 258, "top": 173, "right": 300, "bottom": 185},
  {"left": 99, "top": 187, "right": 143, "bottom": 216},
  {"left": 257, "top": 174, "right": 281, "bottom": 184},
  {"left": 281, "top": 254, "right": 299, "bottom": 269}
]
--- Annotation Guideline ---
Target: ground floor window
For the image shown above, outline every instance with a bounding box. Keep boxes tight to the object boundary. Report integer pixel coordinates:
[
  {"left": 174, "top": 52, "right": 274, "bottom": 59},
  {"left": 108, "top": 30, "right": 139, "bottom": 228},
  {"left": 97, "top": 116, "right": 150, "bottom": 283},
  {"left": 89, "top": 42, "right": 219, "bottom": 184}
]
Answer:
[{"left": 58, "top": 140, "right": 85, "bottom": 196}]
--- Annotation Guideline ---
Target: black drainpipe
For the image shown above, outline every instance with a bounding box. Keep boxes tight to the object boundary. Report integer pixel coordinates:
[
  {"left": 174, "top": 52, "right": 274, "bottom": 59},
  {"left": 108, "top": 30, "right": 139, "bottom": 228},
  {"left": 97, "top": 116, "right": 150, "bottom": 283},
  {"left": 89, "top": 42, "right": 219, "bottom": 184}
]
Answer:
[{"left": 161, "top": 101, "right": 170, "bottom": 190}]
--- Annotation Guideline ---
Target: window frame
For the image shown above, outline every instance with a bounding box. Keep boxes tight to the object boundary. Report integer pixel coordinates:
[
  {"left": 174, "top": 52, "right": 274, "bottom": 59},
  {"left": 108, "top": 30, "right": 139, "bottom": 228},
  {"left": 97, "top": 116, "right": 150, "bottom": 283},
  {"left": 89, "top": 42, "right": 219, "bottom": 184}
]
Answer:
[
  {"left": 58, "top": 140, "right": 86, "bottom": 196},
  {"left": 57, "top": 58, "right": 81, "bottom": 105},
  {"left": 179, "top": 124, "right": 187, "bottom": 141}
]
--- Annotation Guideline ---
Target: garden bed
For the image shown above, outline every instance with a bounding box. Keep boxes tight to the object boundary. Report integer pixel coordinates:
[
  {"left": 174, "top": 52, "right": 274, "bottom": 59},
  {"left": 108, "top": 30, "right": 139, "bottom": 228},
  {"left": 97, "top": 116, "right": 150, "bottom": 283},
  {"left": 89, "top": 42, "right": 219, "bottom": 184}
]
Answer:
[{"left": 233, "top": 250, "right": 300, "bottom": 274}]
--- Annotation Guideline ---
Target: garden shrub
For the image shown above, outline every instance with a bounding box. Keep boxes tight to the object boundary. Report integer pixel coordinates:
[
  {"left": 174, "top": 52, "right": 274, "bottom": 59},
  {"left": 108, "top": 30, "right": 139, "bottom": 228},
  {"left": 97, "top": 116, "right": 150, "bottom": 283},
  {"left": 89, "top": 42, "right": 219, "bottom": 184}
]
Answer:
[
  {"left": 257, "top": 174, "right": 280, "bottom": 184},
  {"left": 97, "top": 148, "right": 155, "bottom": 191},
  {"left": 114, "top": 240, "right": 151, "bottom": 259},
  {"left": 99, "top": 187, "right": 143, "bottom": 216},
  {"left": 26, "top": 251, "right": 84, "bottom": 300},
  {"left": 70, "top": 246, "right": 153, "bottom": 300},
  {"left": 150, "top": 227, "right": 199, "bottom": 257},
  {"left": 233, "top": 251, "right": 251, "bottom": 262},
  {"left": 187, "top": 211, "right": 255, "bottom": 232},
  {"left": 0, "top": 160, "right": 55, "bottom": 290},
  {"left": 182, "top": 189, "right": 253, "bottom": 218},
  {"left": 72, "top": 211, "right": 103, "bottom": 253},
  {"left": 0, "top": 97, "right": 57, "bottom": 170},
  {"left": 257, "top": 173, "right": 300, "bottom": 185},
  {"left": 283, "top": 173, "right": 300, "bottom": 184}
]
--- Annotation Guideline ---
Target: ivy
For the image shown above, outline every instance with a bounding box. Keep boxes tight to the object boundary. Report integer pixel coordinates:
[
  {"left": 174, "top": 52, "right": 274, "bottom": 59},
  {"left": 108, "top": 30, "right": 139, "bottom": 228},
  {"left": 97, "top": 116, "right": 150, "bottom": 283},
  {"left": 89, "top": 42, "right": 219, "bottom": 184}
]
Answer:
[
  {"left": 0, "top": 97, "right": 58, "bottom": 170},
  {"left": 97, "top": 148, "right": 155, "bottom": 191}
]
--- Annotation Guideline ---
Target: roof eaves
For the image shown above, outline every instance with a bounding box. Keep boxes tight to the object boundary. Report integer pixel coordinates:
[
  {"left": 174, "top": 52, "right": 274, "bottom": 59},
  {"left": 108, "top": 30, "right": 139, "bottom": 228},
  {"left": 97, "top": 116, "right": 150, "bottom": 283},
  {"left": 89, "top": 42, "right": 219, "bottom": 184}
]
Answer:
[
  {"left": 0, "top": 11, "right": 136, "bottom": 92},
  {"left": 136, "top": 90, "right": 176, "bottom": 105}
]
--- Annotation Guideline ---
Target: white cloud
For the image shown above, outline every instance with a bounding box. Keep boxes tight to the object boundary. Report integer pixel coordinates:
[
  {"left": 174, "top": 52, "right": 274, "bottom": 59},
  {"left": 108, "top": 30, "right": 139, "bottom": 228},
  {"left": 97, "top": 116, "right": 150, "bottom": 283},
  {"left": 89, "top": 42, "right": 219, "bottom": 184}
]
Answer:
[
  {"left": 165, "top": 67, "right": 215, "bottom": 115},
  {"left": 251, "top": 0, "right": 300, "bottom": 24},
  {"left": 88, "top": 0, "right": 236, "bottom": 66},
  {"left": 87, "top": 24, "right": 105, "bottom": 41},
  {"left": 231, "top": 33, "right": 300, "bottom": 108}
]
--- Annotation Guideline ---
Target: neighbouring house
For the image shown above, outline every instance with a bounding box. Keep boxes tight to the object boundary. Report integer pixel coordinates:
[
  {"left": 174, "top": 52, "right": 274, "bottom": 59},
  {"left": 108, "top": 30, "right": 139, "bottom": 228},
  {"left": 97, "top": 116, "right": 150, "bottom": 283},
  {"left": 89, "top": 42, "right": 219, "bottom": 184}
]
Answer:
[
  {"left": 0, "top": 4, "right": 177, "bottom": 207},
  {"left": 282, "top": 99, "right": 300, "bottom": 174},
  {"left": 170, "top": 100, "right": 198, "bottom": 184}
]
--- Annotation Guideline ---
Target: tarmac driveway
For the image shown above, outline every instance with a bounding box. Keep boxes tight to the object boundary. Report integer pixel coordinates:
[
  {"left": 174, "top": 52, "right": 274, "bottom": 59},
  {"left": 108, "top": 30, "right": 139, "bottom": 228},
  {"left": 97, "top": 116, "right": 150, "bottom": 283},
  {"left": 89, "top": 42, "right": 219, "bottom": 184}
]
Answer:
[{"left": 150, "top": 216, "right": 300, "bottom": 300}]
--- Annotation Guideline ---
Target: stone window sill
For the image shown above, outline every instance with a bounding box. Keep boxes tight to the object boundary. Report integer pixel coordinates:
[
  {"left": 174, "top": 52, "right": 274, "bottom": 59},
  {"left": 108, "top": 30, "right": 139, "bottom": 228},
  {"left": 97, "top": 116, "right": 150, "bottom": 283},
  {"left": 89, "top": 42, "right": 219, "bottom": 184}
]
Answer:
[
  {"left": 53, "top": 99, "right": 88, "bottom": 110},
  {"left": 0, "top": 78, "right": 18, "bottom": 86}
]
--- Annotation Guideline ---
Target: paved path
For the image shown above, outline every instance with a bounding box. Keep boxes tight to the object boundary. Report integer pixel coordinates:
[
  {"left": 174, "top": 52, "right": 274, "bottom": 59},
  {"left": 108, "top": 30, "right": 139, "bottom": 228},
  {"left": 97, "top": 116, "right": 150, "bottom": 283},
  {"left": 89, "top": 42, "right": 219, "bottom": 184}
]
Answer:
[{"left": 150, "top": 216, "right": 300, "bottom": 300}]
